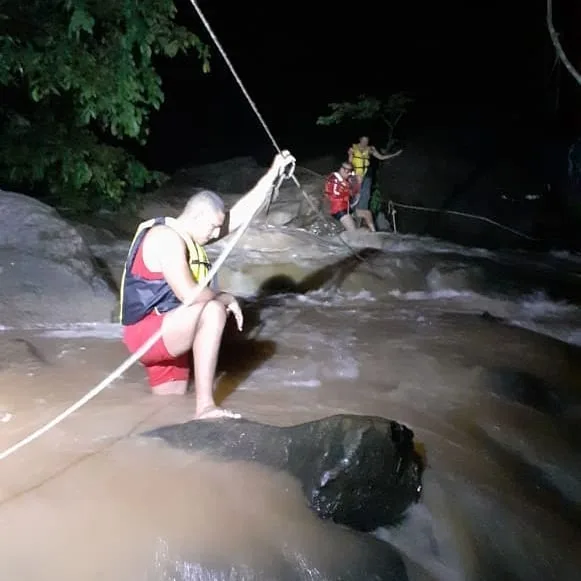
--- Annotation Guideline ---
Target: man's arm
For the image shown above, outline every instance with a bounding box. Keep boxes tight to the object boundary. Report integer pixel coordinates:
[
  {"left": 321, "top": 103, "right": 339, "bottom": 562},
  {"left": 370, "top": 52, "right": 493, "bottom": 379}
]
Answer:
[
  {"left": 370, "top": 146, "right": 403, "bottom": 161},
  {"left": 347, "top": 147, "right": 354, "bottom": 163},
  {"left": 349, "top": 176, "right": 361, "bottom": 196},
  {"left": 153, "top": 228, "right": 217, "bottom": 306},
  {"left": 225, "top": 152, "right": 295, "bottom": 235}
]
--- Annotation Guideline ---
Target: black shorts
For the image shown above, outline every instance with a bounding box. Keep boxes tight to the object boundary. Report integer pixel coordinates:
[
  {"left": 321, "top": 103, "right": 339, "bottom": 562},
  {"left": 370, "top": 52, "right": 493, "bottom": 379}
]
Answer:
[{"left": 332, "top": 210, "right": 349, "bottom": 220}]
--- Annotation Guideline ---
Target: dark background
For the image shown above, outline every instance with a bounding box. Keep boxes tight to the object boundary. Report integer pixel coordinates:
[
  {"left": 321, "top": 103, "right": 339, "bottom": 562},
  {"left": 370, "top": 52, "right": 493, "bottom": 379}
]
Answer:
[{"left": 142, "top": 0, "right": 581, "bottom": 173}]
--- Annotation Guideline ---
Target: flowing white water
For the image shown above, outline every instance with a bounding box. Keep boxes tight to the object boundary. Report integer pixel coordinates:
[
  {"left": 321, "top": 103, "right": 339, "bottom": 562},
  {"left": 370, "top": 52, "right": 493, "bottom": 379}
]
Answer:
[{"left": 1, "top": 232, "right": 580, "bottom": 581}]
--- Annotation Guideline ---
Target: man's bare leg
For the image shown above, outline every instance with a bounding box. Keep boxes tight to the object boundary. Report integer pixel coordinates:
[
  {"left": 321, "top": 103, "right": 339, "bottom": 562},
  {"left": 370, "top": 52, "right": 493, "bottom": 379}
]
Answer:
[
  {"left": 355, "top": 209, "right": 376, "bottom": 232},
  {"left": 339, "top": 214, "right": 358, "bottom": 232},
  {"left": 161, "top": 300, "right": 239, "bottom": 419},
  {"left": 191, "top": 300, "right": 238, "bottom": 419}
]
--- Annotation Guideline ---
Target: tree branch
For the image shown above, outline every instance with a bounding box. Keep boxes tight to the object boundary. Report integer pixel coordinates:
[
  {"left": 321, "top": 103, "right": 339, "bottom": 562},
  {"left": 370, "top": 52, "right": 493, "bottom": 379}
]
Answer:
[{"left": 547, "top": 0, "right": 581, "bottom": 86}]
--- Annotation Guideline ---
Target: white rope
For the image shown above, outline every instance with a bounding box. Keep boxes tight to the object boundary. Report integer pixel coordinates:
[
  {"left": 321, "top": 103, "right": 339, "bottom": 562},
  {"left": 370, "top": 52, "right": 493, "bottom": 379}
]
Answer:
[
  {"left": 187, "top": 0, "right": 280, "bottom": 153},
  {"left": 0, "top": 170, "right": 292, "bottom": 462},
  {"left": 186, "top": 0, "right": 366, "bottom": 260},
  {"left": 193, "top": 0, "right": 557, "bottom": 249},
  {"left": 388, "top": 201, "right": 540, "bottom": 241},
  {"left": 0, "top": 0, "right": 367, "bottom": 462}
]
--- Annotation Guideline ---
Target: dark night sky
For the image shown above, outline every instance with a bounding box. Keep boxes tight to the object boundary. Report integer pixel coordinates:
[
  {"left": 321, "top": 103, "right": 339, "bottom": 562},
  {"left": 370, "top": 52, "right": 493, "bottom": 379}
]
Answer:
[{"left": 142, "top": 0, "right": 577, "bottom": 173}]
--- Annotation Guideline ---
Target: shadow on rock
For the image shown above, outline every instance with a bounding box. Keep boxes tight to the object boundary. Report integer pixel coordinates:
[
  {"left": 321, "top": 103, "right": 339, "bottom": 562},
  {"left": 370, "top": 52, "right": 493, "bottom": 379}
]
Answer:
[
  {"left": 143, "top": 414, "right": 424, "bottom": 533},
  {"left": 253, "top": 248, "right": 385, "bottom": 300}
]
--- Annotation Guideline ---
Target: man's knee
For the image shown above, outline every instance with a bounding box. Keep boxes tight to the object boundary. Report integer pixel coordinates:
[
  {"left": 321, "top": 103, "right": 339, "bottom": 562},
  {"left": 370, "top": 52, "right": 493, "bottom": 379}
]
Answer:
[
  {"left": 200, "top": 298, "right": 227, "bottom": 327},
  {"left": 162, "top": 300, "right": 226, "bottom": 354}
]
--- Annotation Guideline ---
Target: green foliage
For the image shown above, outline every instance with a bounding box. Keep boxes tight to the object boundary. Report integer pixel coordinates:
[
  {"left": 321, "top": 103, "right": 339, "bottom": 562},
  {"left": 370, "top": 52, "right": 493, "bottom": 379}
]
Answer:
[
  {"left": 370, "top": 183, "right": 383, "bottom": 215},
  {"left": 316, "top": 92, "right": 413, "bottom": 147},
  {"left": 0, "top": 0, "right": 210, "bottom": 215}
]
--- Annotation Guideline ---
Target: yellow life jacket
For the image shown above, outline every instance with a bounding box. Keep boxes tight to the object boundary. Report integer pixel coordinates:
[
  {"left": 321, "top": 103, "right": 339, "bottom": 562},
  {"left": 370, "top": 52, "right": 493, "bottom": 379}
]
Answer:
[
  {"left": 118, "top": 216, "right": 212, "bottom": 325},
  {"left": 163, "top": 217, "right": 211, "bottom": 283},
  {"left": 351, "top": 144, "right": 370, "bottom": 178}
]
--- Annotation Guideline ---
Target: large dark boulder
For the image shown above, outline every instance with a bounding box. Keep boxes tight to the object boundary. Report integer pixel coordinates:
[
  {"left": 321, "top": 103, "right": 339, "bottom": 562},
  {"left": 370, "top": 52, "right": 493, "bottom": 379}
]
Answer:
[
  {"left": 0, "top": 190, "right": 117, "bottom": 327},
  {"left": 144, "top": 414, "right": 423, "bottom": 533}
]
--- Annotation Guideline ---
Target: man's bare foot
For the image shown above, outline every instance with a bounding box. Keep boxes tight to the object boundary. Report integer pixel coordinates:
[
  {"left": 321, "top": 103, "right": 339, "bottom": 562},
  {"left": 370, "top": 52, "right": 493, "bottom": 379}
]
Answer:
[{"left": 194, "top": 405, "right": 241, "bottom": 420}]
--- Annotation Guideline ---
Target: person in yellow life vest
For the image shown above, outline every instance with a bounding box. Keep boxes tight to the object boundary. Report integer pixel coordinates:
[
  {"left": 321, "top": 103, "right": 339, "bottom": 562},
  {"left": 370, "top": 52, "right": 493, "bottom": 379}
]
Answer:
[
  {"left": 348, "top": 136, "right": 402, "bottom": 230},
  {"left": 120, "top": 151, "right": 296, "bottom": 420}
]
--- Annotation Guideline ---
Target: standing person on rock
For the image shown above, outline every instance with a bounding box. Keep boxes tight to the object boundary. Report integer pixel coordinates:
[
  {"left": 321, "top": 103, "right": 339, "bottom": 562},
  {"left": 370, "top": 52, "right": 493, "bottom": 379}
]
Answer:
[
  {"left": 348, "top": 136, "right": 402, "bottom": 226},
  {"left": 119, "top": 151, "right": 296, "bottom": 420}
]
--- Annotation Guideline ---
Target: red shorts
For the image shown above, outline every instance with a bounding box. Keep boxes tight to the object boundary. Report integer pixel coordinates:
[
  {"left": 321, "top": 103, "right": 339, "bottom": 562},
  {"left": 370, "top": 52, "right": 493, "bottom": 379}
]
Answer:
[{"left": 122, "top": 312, "right": 190, "bottom": 388}]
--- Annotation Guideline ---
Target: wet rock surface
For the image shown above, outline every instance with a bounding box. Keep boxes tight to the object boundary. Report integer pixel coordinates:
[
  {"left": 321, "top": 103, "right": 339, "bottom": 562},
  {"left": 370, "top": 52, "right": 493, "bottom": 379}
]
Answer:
[
  {"left": 156, "top": 530, "right": 410, "bottom": 581},
  {"left": 144, "top": 414, "right": 423, "bottom": 533},
  {"left": 0, "top": 190, "right": 117, "bottom": 327}
]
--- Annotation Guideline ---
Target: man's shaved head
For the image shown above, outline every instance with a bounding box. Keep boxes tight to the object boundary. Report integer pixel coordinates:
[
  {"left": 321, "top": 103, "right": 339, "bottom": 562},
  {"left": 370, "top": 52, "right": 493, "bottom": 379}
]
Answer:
[{"left": 183, "top": 189, "right": 225, "bottom": 218}]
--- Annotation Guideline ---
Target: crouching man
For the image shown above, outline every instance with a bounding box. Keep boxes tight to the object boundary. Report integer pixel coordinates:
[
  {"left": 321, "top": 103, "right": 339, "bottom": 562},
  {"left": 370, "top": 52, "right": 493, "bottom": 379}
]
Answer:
[{"left": 119, "top": 151, "right": 296, "bottom": 420}]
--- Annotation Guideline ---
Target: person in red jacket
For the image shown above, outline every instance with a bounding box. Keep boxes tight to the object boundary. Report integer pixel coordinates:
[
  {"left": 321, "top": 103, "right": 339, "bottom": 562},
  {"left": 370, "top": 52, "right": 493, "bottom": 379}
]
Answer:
[{"left": 324, "top": 161, "right": 375, "bottom": 231}]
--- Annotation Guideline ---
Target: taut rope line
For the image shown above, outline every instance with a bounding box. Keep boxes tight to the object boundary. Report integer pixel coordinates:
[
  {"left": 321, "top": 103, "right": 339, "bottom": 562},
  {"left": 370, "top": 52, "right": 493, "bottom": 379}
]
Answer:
[
  {"left": 1, "top": 0, "right": 371, "bottom": 461},
  {"left": 298, "top": 168, "right": 539, "bottom": 242},
  {"left": 187, "top": 0, "right": 367, "bottom": 259},
  {"left": 387, "top": 201, "right": 540, "bottom": 241},
  {"left": 187, "top": 1, "right": 279, "bottom": 154},
  {"left": 0, "top": 171, "right": 292, "bottom": 461}
]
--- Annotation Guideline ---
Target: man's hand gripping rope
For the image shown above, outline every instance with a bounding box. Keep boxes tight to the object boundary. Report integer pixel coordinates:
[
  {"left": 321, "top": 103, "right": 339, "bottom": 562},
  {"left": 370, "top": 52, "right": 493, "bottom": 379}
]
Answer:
[{"left": 265, "top": 151, "right": 296, "bottom": 216}]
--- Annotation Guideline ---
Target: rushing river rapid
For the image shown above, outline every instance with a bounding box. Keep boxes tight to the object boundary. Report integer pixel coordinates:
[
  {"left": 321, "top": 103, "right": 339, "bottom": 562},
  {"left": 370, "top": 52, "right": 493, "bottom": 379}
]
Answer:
[{"left": 0, "top": 232, "right": 580, "bottom": 581}]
